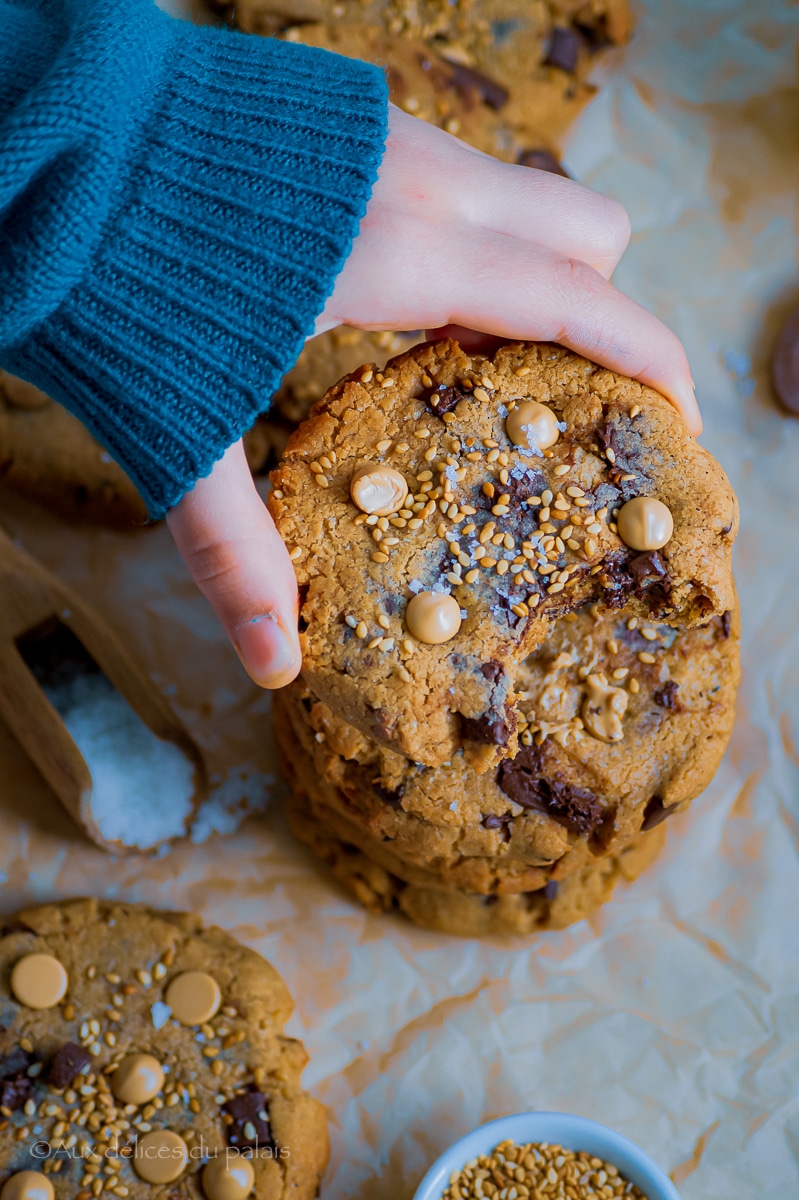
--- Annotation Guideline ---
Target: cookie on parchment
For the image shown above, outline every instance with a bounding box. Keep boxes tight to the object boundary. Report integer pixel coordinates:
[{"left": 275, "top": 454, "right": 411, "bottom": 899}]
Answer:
[
  {"left": 269, "top": 340, "right": 738, "bottom": 772},
  {"left": 0, "top": 899, "right": 328, "bottom": 1199}
]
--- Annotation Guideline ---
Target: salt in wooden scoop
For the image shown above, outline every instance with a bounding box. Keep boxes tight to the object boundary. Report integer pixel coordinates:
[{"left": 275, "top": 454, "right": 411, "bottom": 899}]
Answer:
[{"left": 0, "top": 525, "right": 207, "bottom": 853}]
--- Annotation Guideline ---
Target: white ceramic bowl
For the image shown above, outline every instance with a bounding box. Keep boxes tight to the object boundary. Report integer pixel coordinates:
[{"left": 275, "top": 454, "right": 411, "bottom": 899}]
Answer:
[{"left": 413, "top": 1111, "right": 681, "bottom": 1200}]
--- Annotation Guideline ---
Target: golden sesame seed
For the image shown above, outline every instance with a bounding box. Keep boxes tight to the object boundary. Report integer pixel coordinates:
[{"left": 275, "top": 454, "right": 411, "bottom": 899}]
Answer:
[
  {"left": 587, "top": 522, "right": 602, "bottom": 535},
  {"left": 355, "top": 621, "right": 368, "bottom": 639},
  {"left": 371, "top": 552, "right": 389, "bottom": 564},
  {"left": 421, "top": 373, "right": 432, "bottom": 387},
  {"left": 383, "top": 536, "right": 400, "bottom": 545},
  {"left": 630, "top": 404, "right": 641, "bottom": 417},
  {"left": 376, "top": 438, "right": 392, "bottom": 454},
  {"left": 574, "top": 497, "right": 591, "bottom": 507},
  {"left": 607, "top": 639, "right": 619, "bottom": 654},
  {"left": 514, "top": 366, "right": 531, "bottom": 377},
  {"left": 367, "top": 636, "right": 382, "bottom": 649},
  {"left": 547, "top": 582, "right": 565, "bottom": 594},
  {"left": 360, "top": 369, "right": 373, "bottom": 383},
  {"left": 629, "top": 678, "right": 640, "bottom": 693},
  {"left": 487, "top": 448, "right": 500, "bottom": 463},
  {"left": 585, "top": 538, "right": 597, "bottom": 556},
  {"left": 397, "top": 666, "right": 411, "bottom": 683},
  {"left": 473, "top": 387, "right": 490, "bottom": 403},
  {"left": 309, "top": 461, "right": 322, "bottom": 474},
  {"left": 314, "top": 474, "right": 329, "bottom": 487},
  {"left": 641, "top": 627, "right": 658, "bottom": 641},
  {"left": 424, "top": 445, "right": 438, "bottom": 461},
  {"left": 553, "top": 464, "right": 570, "bottom": 477},
  {"left": 612, "top": 668, "right": 629, "bottom": 680},
  {"left": 638, "top": 651, "right": 656, "bottom": 664},
  {"left": 380, "top": 638, "right": 395, "bottom": 651},
  {"left": 496, "top": 560, "right": 509, "bottom": 576},
  {"left": 606, "top": 447, "right": 616, "bottom": 463},
  {"left": 414, "top": 428, "right": 431, "bottom": 439}
]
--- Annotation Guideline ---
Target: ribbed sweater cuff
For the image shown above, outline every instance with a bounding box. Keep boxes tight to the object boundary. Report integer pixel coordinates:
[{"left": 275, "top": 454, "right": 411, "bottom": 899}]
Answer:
[{"left": 8, "top": 19, "right": 388, "bottom": 518}]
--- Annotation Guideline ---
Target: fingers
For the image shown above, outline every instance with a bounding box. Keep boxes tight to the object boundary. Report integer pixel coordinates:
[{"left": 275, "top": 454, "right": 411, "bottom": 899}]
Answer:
[
  {"left": 384, "top": 106, "right": 631, "bottom": 279},
  {"left": 166, "top": 441, "right": 302, "bottom": 689},
  {"left": 429, "top": 235, "right": 701, "bottom": 434}
]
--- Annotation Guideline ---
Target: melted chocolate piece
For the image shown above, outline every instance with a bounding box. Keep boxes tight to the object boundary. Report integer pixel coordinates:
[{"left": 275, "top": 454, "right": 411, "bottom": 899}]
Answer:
[
  {"left": 480, "top": 661, "right": 503, "bottom": 684},
  {"left": 641, "top": 796, "right": 679, "bottom": 831},
  {"left": 518, "top": 149, "right": 569, "bottom": 177},
  {"left": 597, "top": 420, "right": 647, "bottom": 480},
  {"left": 447, "top": 61, "right": 509, "bottom": 110},
  {"left": 544, "top": 26, "right": 583, "bottom": 72},
  {"left": 373, "top": 782, "right": 404, "bottom": 808},
  {"left": 720, "top": 610, "right": 732, "bottom": 639},
  {"left": 629, "top": 551, "right": 670, "bottom": 591},
  {"left": 482, "top": 813, "right": 512, "bottom": 831},
  {"left": 543, "top": 880, "right": 560, "bottom": 901},
  {"left": 654, "top": 681, "right": 680, "bottom": 710},
  {"left": 461, "top": 712, "right": 513, "bottom": 746},
  {"left": 501, "top": 469, "right": 547, "bottom": 507},
  {"left": 49, "top": 1043, "right": 92, "bottom": 1090},
  {"left": 426, "top": 385, "right": 468, "bottom": 417},
  {"left": 497, "top": 747, "right": 603, "bottom": 836},
  {"left": 223, "top": 1089, "right": 273, "bottom": 1150}
]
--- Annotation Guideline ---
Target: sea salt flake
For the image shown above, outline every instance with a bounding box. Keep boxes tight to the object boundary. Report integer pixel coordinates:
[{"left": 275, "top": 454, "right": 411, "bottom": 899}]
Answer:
[{"left": 151, "top": 1002, "right": 172, "bottom": 1030}]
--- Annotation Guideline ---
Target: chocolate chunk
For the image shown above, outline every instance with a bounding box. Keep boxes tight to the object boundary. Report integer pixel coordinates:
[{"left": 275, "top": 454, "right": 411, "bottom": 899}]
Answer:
[
  {"left": 447, "top": 62, "right": 509, "bottom": 110},
  {"left": 772, "top": 305, "right": 799, "bottom": 414},
  {"left": 629, "top": 551, "right": 670, "bottom": 587},
  {"left": 497, "top": 747, "right": 603, "bottom": 836},
  {"left": 654, "top": 681, "right": 679, "bottom": 710},
  {"left": 0, "top": 1047, "right": 35, "bottom": 1111},
  {"left": 482, "top": 813, "right": 512, "bottom": 831},
  {"left": 641, "top": 795, "right": 679, "bottom": 831},
  {"left": 590, "top": 482, "right": 622, "bottom": 510},
  {"left": 374, "top": 782, "right": 403, "bottom": 808},
  {"left": 0, "top": 1074, "right": 32, "bottom": 1110},
  {"left": 720, "top": 610, "right": 732, "bottom": 639},
  {"left": 223, "top": 1089, "right": 272, "bottom": 1150},
  {"left": 518, "top": 149, "right": 569, "bottom": 177},
  {"left": 49, "top": 1042, "right": 92, "bottom": 1090},
  {"left": 480, "top": 661, "right": 503, "bottom": 684},
  {"left": 544, "top": 26, "right": 583, "bottom": 72},
  {"left": 597, "top": 421, "right": 645, "bottom": 479},
  {"left": 461, "top": 711, "right": 513, "bottom": 746},
  {"left": 0, "top": 1049, "right": 34, "bottom": 1080},
  {"left": 426, "top": 385, "right": 468, "bottom": 417},
  {"left": 543, "top": 880, "right": 559, "bottom": 901}
]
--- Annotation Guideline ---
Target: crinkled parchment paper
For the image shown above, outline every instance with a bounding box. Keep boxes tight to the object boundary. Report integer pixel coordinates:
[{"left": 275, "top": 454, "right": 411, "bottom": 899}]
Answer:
[{"left": 1, "top": 1, "right": 798, "bottom": 1196}]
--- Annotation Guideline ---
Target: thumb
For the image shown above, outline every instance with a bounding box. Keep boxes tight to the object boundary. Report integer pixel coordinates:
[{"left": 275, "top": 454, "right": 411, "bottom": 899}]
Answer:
[{"left": 166, "top": 440, "right": 301, "bottom": 689}]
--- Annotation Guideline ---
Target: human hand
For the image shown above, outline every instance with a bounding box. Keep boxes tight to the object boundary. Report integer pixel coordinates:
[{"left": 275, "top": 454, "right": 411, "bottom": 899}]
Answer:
[
  {"left": 318, "top": 103, "right": 700, "bottom": 433},
  {"left": 169, "top": 102, "right": 699, "bottom": 693}
]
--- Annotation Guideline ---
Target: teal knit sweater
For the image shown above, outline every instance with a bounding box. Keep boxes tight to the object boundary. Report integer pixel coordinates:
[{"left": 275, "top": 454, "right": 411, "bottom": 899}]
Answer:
[{"left": 0, "top": 0, "right": 388, "bottom": 517}]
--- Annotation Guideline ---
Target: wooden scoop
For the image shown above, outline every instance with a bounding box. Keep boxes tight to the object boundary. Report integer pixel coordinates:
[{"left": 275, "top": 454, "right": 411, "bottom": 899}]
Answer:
[{"left": 0, "top": 525, "right": 207, "bottom": 853}]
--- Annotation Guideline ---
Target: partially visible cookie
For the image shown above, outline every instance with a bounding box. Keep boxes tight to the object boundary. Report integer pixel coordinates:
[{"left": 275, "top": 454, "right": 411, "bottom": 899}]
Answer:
[
  {"left": 269, "top": 340, "right": 738, "bottom": 771},
  {"left": 272, "top": 599, "right": 738, "bottom": 892},
  {"left": 0, "top": 899, "right": 329, "bottom": 1199},
  {"left": 283, "top": 780, "right": 666, "bottom": 938},
  {"left": 0, "top": 374, "right": 147, "bottom": 528}
]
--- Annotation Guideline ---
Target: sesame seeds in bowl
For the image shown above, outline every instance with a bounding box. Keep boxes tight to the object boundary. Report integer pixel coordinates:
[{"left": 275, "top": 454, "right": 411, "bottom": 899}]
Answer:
[{"left": 412, "top": 1112, "right": 681, "bottom": 1200}]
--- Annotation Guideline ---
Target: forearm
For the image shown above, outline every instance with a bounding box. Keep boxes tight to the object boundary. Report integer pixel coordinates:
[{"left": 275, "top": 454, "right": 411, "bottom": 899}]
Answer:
[{"left": 0, "top": 0, "right": 388, "bottom": 516}]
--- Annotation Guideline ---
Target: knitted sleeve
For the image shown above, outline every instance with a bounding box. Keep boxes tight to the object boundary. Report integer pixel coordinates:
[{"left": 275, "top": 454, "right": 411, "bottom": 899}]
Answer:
[{"left": 0, "top": 0, "right": 388, "bottom": 517}]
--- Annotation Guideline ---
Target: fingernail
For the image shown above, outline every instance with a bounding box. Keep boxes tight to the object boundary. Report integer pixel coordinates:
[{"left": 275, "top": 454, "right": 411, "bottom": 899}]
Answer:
[
  {"left": 234, "top": 613, "right": 301, "bottom": 689},
  {"left": 675, "top": 380, "right": 702, "bottom": 436}
]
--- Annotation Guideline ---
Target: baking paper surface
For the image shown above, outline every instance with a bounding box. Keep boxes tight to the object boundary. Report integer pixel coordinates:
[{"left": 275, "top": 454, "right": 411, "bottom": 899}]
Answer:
[{"left": 1, "top": 1, "right": 798, "bottom": 1196}]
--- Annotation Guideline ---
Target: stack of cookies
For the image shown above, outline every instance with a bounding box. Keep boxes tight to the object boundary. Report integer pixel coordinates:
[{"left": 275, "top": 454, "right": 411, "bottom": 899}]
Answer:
[{"left": 269, "top": 339, "right": 740, "bottom": 937}]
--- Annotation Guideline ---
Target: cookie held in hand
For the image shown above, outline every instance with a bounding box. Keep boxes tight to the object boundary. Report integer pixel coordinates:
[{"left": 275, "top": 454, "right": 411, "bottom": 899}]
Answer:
[{"left": 270, "top": 340, "right": 737, "bottom": 771}]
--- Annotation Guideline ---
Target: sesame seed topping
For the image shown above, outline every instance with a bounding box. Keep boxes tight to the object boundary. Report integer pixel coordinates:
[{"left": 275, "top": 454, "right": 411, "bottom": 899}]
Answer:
[{"left": 638, "top": 651, "right": 656, "bottom": 664}]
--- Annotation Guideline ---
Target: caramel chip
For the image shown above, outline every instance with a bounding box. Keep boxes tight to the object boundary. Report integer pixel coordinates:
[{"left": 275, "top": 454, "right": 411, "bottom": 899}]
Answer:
[
  {"left": 111, "top": 1053, "right": 164, "bottom": 1105},
  {"left": 405, "top": 592, "right": 462, "bottom": 645},
  {"left": 202, "top": 1156, "right": 256, "bottom": 1200},
  {"left": 505, "top": 400, "right": 560, "bottom": 451},
  {"left": 349, "top": 462, "right": 409, "bottom": 515},
  {"left": 617, "top": 497, "right": 673, "bottom": 551},
  {"left": 164, "top": 970, "right": 221, "bottom": 1026},
  {"left": 0, "top": 1172, "right": 54, "bottom": 1200},
  {"left": 10, "top": 954, "right": 68, "bottom": 1010},
  {"left": 133, "top": 1129, "right": 188, "bottom": 1184}
]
